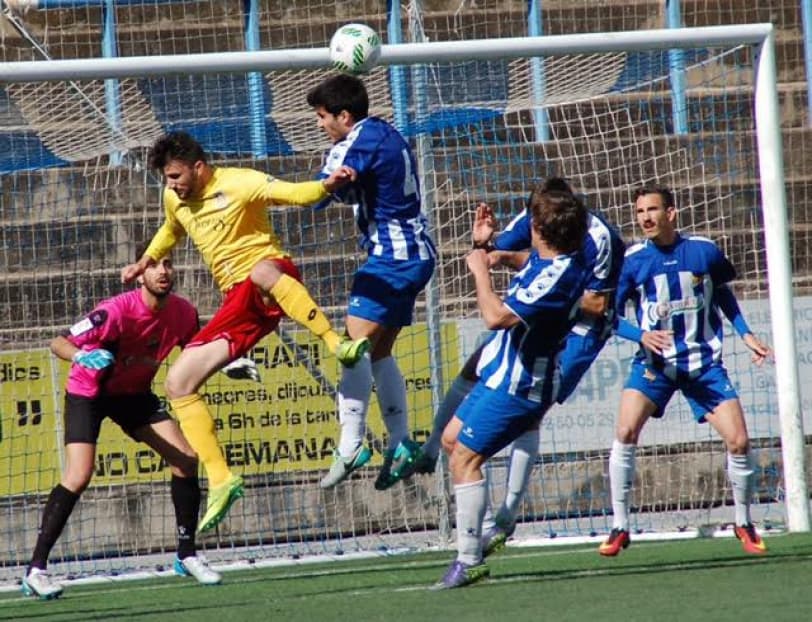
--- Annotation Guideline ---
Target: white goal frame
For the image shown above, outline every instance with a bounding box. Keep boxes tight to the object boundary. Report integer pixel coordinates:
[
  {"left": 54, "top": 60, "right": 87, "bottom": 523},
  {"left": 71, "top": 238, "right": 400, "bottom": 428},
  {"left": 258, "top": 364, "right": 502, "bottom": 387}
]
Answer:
[{"left": 2, "top": 22, "right": 808, "bottom": 531}]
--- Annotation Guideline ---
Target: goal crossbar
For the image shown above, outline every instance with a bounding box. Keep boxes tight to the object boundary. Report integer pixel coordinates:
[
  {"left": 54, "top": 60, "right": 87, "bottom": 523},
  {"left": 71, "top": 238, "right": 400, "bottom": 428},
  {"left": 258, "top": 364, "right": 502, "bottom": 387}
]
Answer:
[{"left": 0, "top": 24, "right": 776, "bottom": 83}]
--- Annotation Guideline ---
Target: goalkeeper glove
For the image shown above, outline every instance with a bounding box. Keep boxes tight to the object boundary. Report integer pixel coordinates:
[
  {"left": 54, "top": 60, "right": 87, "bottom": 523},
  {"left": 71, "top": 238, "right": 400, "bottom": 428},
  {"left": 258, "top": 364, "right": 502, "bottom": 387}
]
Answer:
[
  {"left": 72, "top": 349, "right": 115, "bottom": 370},
  {"left": 221, "top": 357, "right": 261, "bottom": 382}
]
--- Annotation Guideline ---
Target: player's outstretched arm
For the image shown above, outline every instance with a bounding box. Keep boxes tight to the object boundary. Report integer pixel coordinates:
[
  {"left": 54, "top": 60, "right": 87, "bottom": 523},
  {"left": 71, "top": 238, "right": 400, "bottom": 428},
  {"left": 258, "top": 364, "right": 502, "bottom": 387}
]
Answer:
[
  {"left": 487, "top": 250, "right": 529, "bottom": 270},
  {"left": 120, "top": 254, "right": 156, "bottom": 284},
  {"left": 472, "top": 202, "right": 496, "bottom": 249},
  {"left": 322, "top": 165, "right": 356, "bottom": 193},
  {"left": 50, "top": 335, "right": 80, "bottom": 362},
  {"left": 467, "top": 249, "right": 519, "bottom": 330},
  {"left": 267, "top": 165, "right": 356, "bottom": 207},
  {"left": 50, "top": 336, "right": 114, "bottom": 369},
  {"left": 715, "top": 284, "right": 773, "bottom": 365}
]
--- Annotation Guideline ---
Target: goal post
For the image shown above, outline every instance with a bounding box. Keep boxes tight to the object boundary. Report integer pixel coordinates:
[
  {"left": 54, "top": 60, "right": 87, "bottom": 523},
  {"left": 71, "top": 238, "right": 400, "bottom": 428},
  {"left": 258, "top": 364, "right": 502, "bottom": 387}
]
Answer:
[{"left": 0, "top": 22, "right": 809, "bottom": 584}]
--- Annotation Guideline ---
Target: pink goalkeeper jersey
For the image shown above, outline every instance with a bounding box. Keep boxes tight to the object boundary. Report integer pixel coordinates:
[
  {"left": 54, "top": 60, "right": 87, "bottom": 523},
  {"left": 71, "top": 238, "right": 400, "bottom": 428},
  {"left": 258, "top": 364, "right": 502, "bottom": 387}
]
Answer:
[{"left": 65, "top": 289, "right": 198, "bottom": 398}]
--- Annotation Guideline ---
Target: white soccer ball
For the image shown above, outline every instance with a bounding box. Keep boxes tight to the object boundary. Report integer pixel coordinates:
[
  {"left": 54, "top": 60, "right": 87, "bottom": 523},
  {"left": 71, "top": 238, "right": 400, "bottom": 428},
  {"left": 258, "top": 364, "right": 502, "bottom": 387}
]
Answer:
[{"left": 329, "top": 23, "right": 382, "bottom": 75}]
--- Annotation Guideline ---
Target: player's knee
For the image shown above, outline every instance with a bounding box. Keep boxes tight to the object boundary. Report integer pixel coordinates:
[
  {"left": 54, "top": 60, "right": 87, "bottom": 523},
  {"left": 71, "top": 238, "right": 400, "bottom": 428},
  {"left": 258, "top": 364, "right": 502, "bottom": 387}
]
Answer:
[
  {"left": 460, "top": 355, "right": 480, "bottom": 380},
  {"left": 447, "top": 447, "right": 465, "bottom": 478},
  {"left": 725, "top": 434, "right": 749, "bottom": 455},
  {"left": 165, "top": 370, "right": 193, "bottom": 400},
  {"left": 448, "top": 445, "right": 481, "bottom": 481},
  {"left": 440, "top": 428, "right": 458, "bottom": 455},
  {"left": 615, "top": 423, "right": 638, "bottom": 444},
  {"left": 62, "top": 470, "right": 92, "bottom": 494},
  {"left": 249, "top": 260, "right": 282, "bottom": 291},
  {"left": 171, "top": 453, "right": 198, "bottom": 478}
]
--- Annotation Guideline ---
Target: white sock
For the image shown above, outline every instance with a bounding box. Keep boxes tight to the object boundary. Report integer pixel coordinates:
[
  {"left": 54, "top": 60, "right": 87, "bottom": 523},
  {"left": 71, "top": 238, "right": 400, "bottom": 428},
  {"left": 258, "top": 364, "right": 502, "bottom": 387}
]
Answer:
[
  {"left": 481, "top": 467, "right": 496, "bottom": 532},
  {"left": 422, "top": 375, "right": 476, "bottom": 459},
  {"left": 337, "top": 354, "right": 372, "bottom": 457},
  {"left": 499, "top": 428, "right": 538, "bottom": 525},
  {"left": 727, "top": 451, "right": 754, "bottom": 526},
  {"left": 609, "top": 439, "right": 636, "bottom": 531},
  {"left": 454, "top": 479, "right": 487, "bottom": 565},
  {"left": 372, "top": 356, "right": 409, "bottom": 451}
]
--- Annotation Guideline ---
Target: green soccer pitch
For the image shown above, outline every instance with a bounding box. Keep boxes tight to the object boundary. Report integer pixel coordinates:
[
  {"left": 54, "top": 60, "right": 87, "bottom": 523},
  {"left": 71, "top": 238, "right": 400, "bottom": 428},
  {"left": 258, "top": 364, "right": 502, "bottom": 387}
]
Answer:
[{"left": 2, "top": 533, "right": 811, "bottom": 622}]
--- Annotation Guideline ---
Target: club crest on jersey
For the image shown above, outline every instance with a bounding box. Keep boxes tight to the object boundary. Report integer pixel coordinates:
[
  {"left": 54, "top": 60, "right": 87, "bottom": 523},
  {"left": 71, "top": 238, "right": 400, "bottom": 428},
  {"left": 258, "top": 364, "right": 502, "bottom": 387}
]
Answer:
[
  {"left": 69, "top": 309, "right": 108, "bottom": 336},
  {"left": 691, "top": 273, "right": 704, "bottom": 288},
  {"left": 212, "top": 191, "right": 228, "bottom": 210}
]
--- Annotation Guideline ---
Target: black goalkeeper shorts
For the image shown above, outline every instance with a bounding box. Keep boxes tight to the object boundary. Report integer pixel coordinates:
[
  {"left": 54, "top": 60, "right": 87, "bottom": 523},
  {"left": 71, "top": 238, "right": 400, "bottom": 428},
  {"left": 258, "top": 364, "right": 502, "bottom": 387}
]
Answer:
[{"left": 63, "top": 392, "right": 170, "bottom": 445}]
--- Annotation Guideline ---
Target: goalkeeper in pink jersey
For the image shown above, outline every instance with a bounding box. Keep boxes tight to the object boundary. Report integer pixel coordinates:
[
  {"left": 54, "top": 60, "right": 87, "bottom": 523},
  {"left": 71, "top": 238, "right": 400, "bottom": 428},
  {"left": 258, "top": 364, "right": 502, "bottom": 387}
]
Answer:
[{"left": 22, "top": 254, "right": 235, "bottom": 599}]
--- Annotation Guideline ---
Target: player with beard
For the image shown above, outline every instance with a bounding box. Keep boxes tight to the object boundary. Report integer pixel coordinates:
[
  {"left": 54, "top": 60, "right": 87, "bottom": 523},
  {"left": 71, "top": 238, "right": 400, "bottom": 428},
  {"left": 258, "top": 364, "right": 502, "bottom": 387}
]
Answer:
[{"left": 22, "top": 253, "right": 222, "bottom": 599}]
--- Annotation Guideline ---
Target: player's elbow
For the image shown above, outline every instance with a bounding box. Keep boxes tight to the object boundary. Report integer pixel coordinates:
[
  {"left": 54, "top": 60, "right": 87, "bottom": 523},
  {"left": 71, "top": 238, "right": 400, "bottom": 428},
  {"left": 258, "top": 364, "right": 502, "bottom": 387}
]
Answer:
[
  {"left": 482, "top": 312, "right": 518, "bottom": 331},
  {"left": 482, "top": 316, "right": 503, "bottom": 330},
  {"left": 580, "top": 292, "right": 609, "bottom": 317},
  {"left": 50, "top": 336, "right": 69, "bottom": 359}
]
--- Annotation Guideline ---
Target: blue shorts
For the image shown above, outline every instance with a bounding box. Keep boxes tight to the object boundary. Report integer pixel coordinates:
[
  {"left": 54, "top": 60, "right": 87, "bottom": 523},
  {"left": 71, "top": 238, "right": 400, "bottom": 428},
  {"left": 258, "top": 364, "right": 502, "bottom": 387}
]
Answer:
[
  {"left": 454, "top": 382, "right": 552, "bottom": 458},
  {"left": 624, "top": 360, "right": 739, "bottom": 422},
  {"left": 348, "top": 255, "right": 435, "bottom": 326},
  {"left": 557, "top": 331, "right": 608, "bottom": 403}
]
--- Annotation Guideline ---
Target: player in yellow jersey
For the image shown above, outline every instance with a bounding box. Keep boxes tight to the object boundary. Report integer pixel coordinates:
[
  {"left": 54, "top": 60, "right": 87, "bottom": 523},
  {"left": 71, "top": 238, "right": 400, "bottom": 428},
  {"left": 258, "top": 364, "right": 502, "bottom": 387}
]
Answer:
[{"left": 120, "top": 131, "right": 369, "bottom": 532}]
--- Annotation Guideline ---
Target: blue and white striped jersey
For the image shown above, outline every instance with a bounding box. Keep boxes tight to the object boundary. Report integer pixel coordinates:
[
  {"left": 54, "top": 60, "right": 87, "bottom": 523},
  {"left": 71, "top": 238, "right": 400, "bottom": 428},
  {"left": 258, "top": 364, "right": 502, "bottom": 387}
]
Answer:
[
  {"left": 617, "top": 233, "right": 736, "bottom": 379},
  {"left": 493, "top": 208, "right": 625, "bottom": 337},
  {"left": 318, "top": 117, "right": 436, "bottom": 262},
  {"left": 476, "top": 250, "right": 591, "bottom": 403}
]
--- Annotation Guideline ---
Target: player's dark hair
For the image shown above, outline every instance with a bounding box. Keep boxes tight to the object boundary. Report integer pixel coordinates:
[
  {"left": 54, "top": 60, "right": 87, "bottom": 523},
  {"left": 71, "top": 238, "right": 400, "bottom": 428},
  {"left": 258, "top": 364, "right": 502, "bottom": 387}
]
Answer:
[
  {"left": 148, "top": 131, "right": 207, "bottom": 171},
  {"left": 528, "top": 187, "right": 587, "bottom": 255},
  {"left": 541, "top": 177, "right": 573, "bottom": 194},
  {"left": 306, "top": 74, "right": 369, "bottom": 120},
  {"left": 634, "top": 185, "right": 675, "bottom": 208},
  {"left": 525, "top": 177, "right": 573, "bottom": 210}
]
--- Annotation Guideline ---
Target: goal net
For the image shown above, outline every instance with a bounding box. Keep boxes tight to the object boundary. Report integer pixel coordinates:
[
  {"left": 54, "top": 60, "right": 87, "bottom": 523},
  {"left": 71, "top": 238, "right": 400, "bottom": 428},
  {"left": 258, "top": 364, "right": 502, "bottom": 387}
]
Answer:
[{"left": 0, "top": 23, "right": 805, "bottom": 583}]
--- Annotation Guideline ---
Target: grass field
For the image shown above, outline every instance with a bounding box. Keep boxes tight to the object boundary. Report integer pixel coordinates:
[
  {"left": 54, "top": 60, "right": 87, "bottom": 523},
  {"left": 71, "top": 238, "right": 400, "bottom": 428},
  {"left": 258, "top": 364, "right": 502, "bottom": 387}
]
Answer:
[{"left": 2, "top": 533, "right": 812, "bottom": 622}]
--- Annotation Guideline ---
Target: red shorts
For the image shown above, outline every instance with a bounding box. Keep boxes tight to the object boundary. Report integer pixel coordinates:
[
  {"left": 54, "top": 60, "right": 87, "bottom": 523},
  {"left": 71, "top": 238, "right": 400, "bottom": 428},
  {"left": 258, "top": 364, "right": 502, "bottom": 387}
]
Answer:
[{"left": 187, "top": 257, "right": 300, "bottom": 359}]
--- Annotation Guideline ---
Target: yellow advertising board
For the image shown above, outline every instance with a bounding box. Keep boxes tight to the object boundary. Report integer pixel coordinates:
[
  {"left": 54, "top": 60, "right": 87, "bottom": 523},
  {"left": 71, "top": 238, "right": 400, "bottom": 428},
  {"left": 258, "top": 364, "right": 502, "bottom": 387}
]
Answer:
[
  {"left": 0, "top": 350, "right": 62, "bottom": 495},
  {"left": 0, "top": 322, "right": 459, "bottom": 494}
]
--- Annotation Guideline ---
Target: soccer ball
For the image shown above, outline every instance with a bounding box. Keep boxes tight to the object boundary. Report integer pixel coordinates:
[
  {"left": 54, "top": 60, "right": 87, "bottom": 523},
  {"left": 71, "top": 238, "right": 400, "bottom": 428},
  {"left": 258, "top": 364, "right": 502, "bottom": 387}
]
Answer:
[{"left": 329, "top": 23, "right": 382, "bottom": 75}]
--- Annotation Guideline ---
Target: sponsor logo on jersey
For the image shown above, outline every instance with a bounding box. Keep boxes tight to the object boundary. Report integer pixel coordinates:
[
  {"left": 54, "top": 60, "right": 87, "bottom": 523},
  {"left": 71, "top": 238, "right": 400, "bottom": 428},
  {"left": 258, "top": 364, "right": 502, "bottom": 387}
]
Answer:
[
  {"left": 646, "top": 295, "right": 704, "bottom": 323},
  {"left": 69, "top": 309, "right": 108, "bottom": 336}
]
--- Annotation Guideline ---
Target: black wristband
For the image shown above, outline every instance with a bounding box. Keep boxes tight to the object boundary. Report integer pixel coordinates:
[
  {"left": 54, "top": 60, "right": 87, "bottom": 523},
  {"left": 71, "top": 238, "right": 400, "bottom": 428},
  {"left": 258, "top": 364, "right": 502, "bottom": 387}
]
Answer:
[{"left": 472, "top": 240, "right": 494, "bottom": 252}]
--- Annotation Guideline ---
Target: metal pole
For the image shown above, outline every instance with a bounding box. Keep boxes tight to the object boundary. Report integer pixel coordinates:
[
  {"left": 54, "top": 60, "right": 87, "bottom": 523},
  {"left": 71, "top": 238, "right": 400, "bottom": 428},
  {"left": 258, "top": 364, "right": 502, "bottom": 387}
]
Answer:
[
  {"left": 754, "top": 25, "right": 810, "bottom": 531},
  {"left": 387, "top": 0, "right": 409, "bottom": 133},
  {"left": 802, "top": 0, "right": 812, "bottom": 127},
  {"left": 528, "top": 0, "right": 550, "bottom": 141},
  {"left": 102, "top": 0, "right": 123, "bottom": 165},
  {"left": 666, "top": 0, "right": 688, "bottom": 134},
  {"left": 244, "top": 0, "right": 268, "bottom": 157},
  {"left": 408, "top": 0, "right": 451, "bottom": 544}
]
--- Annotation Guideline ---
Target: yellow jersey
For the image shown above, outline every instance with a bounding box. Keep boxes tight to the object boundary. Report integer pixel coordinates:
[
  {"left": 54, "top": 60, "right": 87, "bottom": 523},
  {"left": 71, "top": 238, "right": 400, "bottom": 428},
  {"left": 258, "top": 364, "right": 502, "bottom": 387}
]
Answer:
[{"left": 145, "top": 167, "right": 328, "bottom": 292}]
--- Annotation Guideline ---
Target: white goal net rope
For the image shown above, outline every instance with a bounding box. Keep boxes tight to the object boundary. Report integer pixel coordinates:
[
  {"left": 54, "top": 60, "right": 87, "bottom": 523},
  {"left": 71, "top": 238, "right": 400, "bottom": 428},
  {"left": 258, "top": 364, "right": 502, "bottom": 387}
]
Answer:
[{"left": 0, "top": 42, "right": 789, "bottom": 582}]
